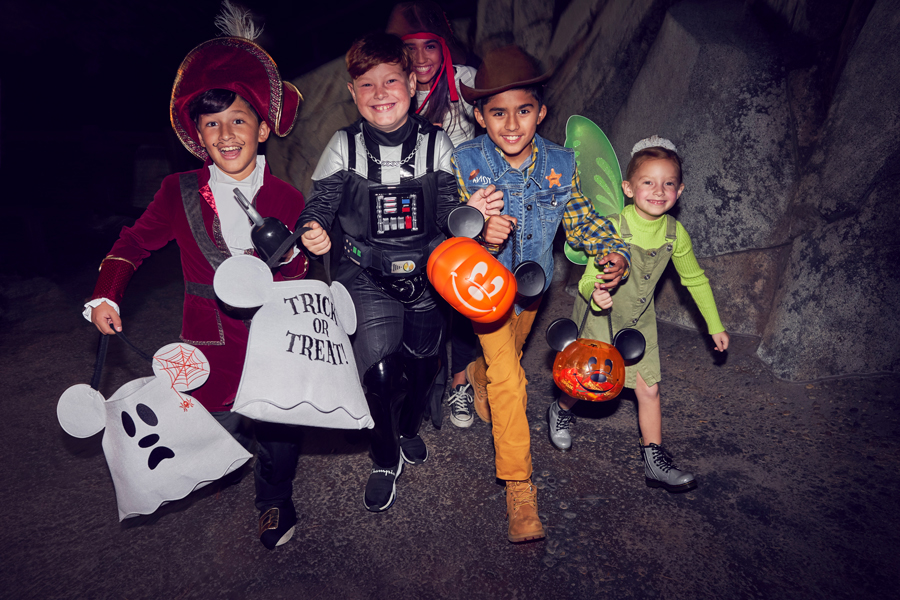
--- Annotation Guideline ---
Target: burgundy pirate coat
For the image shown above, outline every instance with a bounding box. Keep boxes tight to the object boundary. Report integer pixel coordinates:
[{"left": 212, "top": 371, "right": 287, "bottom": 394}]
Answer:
[{"left": 91, "top": 163, "right": 308, "bottom": 412}]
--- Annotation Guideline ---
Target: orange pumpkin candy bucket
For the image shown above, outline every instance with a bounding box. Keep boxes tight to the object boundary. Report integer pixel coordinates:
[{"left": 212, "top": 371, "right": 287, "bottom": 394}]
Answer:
[
  {"left": 546, "top": 317, "right": 644, "bottom": 402},
  {"left": 427, "top": 236, "right": 517, "bottom": 323}
]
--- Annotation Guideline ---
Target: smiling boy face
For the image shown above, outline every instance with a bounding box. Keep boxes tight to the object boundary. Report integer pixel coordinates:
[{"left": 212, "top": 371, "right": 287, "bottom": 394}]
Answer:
[
  {"left": 196, "top": 95, "right": 270, "bottom": 181},
  {"left": 474, "top": 88, "right": 547, "bottom": 170},
  {"left": 348, "top": 61, "right": 417, "bottom": 133}
]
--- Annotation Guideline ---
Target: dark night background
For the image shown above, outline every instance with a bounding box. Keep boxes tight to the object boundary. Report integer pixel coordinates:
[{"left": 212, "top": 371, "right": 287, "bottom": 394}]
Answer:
[{"left": 0, "top": 0, "right": 477, "bottom": 276}]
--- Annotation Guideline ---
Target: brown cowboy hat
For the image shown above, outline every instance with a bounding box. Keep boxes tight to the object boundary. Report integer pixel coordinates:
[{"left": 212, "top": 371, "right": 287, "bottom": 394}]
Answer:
[{"left": 459, "top": 45, "right": 551, "bottom": 104}]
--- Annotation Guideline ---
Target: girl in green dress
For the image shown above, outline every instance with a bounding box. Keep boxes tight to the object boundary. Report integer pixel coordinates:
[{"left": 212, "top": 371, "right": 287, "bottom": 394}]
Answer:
[{"left": 547, "top": 138, "right": 729, "bottom": 492}]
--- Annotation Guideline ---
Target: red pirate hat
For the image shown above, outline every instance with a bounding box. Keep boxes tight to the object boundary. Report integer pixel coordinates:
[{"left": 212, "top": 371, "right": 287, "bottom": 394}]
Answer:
[
  {"left": 170, "top": 36, "right": 302, "bottom": 161},
  {"left": 459, "top": 45, "right": 551, "bottom": 104}
]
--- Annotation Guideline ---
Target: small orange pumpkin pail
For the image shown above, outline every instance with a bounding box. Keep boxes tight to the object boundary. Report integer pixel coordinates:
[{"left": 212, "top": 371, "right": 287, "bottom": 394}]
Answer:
[
  {"left": 427, "top": 237, "right": 516, "bottom": 323},
  {"left": 552, "top": 338, "right": 625, "bottom": 402}
]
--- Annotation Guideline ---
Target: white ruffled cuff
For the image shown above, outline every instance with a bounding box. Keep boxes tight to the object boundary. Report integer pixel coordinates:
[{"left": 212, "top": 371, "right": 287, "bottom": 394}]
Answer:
[{"left": 83, "top": 298, "right": 120, "bottom": 322}]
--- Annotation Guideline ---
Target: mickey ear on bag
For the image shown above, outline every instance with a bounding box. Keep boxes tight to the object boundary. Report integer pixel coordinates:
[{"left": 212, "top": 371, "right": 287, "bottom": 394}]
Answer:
[
  {"left": 57, "top": 384, "right": 107, "bottom": 438},
  {"left": 329, "top": 281, "right": 357, "bottom": 335},
  {"left": 151, "top": 343, "right": 211, "bottom": 392},
  {"left": 213, "top": 254, "right": 273, "bottom": 308}
]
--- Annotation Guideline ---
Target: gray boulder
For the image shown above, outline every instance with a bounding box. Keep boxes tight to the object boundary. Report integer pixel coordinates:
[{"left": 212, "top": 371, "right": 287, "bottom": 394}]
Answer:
[
  {"left": 757, "top": 0, "right": 900, "bottom": 379},
  {"left": 539, "top": 0, "right": 674, "bottom": 145},
  {"left": 610, "top": 0, "right": 796, "bottom": 257},
  {"left": 605, "top": 0, "right": 796, "bottom": 345}
]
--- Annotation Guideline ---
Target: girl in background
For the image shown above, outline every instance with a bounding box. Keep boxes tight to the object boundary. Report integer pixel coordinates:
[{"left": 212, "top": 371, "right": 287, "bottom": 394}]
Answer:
[{"left": 387, "top": 1, "right": 480, "bottom": 427}]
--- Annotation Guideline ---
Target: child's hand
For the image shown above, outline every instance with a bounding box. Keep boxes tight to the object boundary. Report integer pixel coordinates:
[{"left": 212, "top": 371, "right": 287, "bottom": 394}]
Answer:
[
  {"left": 711, "top": 331, "right": 730, "bottom": 352},
  {"left": 467, "top": 184, "right": 504, "bottom": 217},
  {"left": 301, "top": 221, "right": 331, "bottom": 255},
  {"left": 91, "top": 301, "right": 122, "bottom": 335},
  {"left": 483, "top": 215, "right": 516, "bottom": 245},
  {"left": 597, "top": 252, "right": 627, "bottom": 289},
  {"left": 591, "top": 284, "right": 613, "bottom": 310}
]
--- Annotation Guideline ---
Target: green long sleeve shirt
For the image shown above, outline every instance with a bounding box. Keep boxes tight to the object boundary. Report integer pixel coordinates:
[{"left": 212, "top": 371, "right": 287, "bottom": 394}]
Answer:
[{"left": 579, "top": 205, "right": 724, "bottom": 334}]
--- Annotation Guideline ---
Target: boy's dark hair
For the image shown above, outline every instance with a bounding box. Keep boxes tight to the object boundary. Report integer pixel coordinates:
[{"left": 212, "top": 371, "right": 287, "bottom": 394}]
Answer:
[
  {"left": 625, "top": 147, "right": 683, "bottom": 183},
  {"left": 475, "top": 85, "right": 544, "bottom": 113},
  {"left": 346, "top": 32, "right": 412, "bottom": 80},
  {"left": 188, "top": 89, "right": 260, "bottom": 125}
]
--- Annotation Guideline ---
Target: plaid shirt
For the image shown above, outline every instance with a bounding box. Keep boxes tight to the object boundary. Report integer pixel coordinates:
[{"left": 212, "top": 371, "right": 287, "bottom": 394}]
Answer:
[{"left": 451, "top": 141, "right": 631, "bottom": 275}]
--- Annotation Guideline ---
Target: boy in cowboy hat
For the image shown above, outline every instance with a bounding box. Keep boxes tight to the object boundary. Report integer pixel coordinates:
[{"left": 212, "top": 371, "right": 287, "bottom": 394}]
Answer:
[
  {"left": 84, "top": 4, "right": 307, "bottom": 550},
  {"left": 451, "top": 45, "right": 631, "bottom": 543}
]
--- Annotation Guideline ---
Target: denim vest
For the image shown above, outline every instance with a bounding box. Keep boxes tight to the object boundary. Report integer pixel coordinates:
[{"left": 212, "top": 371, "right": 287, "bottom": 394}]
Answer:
[{"left": 452, "top": 133, "right": 575, "bottom": 299}]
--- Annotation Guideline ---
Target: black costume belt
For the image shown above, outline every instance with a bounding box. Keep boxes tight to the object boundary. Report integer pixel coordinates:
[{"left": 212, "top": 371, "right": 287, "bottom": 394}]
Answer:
[{"left": 363, "top": 269, "right": 430, "bottom": 304}]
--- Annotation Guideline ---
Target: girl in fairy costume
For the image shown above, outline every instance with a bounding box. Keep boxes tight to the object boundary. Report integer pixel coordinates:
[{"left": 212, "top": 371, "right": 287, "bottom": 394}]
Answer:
[{"left": 547, "top": 136, "right": 729, "bottom": 492}]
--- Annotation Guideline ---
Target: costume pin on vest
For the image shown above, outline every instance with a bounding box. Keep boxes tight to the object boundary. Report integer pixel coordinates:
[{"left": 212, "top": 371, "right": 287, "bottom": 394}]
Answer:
[
  {"left": 213, "top": 254, "right": 373, "bottom": 429},
  {"left": 57, "top": 343, "right": 252, "bottom": 521}
]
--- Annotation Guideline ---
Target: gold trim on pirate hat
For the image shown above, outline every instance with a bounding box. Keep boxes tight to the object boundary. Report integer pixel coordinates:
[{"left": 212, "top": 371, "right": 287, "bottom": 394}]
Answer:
[
  {"left": 460, "top": 45, "right": 551, "bottom": 104},
  {"left": 170, "top": 1, "right": 302, "bottom": 161}
]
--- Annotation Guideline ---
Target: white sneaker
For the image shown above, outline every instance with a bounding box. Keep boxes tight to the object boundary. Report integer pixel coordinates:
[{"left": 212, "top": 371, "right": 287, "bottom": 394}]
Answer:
[{"left": 448, "top": 384, "right": 474, "bottom": 428}]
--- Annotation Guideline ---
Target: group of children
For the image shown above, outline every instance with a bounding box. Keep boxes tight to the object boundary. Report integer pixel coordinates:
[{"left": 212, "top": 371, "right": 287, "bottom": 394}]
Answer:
[{"left": 85, "top": 1, "right": 728, "bottom": 549}]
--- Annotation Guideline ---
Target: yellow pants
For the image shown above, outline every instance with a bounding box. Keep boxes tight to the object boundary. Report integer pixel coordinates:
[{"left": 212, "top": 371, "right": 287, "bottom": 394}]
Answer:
[{"left": 470, "top": 298, "right": 541, "bottom": 481}]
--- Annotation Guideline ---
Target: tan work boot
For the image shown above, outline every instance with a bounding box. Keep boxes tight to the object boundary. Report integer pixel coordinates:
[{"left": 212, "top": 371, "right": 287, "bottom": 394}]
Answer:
[
  {"left": 465, "top": 360, "right": 491, "bottom": 423},
  {"left": 505, "top": 479, "right": 545, "bottom": 543}
]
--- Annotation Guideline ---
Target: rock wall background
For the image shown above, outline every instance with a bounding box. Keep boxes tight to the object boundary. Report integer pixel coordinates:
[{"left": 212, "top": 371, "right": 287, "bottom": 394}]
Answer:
[{"left": 268, "top": 0, "right": 899, "bottom": 381}]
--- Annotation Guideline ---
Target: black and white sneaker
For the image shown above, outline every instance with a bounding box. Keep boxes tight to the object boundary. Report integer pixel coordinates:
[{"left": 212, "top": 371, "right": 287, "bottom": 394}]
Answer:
[
  {"left": 400, "top": 434, "right": 428, "bottom": 464},
  {"left": 447, "top": 384, "right": 474, "bottom": 428},
  {"left": 364, "top": 459, "right": 404, "bottom": 512}
]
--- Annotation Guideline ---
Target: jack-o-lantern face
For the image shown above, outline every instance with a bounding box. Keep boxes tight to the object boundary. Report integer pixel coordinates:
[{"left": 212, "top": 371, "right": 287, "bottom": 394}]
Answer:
[
  {"left": 552, "top": 338, "right": 625, "bottom": 402},
  {"left": 427, "top": 237, "right": 516, "bottom": 323}
]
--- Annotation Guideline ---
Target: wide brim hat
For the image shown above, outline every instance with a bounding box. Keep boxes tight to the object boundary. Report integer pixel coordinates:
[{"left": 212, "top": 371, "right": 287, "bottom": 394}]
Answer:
[
  {"left": 459, "top": 45, "right": 551, "bottom": 104},
  {"left": 170, "top": 37, "right": 302, "bottom": 161},
  {"left": 385, "top": 1, "right": 466, "bottom": 65}
]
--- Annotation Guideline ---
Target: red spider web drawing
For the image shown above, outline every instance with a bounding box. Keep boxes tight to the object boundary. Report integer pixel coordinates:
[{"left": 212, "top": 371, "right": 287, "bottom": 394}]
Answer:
[{"left": 154, "top": 345, "right": 210, "bottom": 390}]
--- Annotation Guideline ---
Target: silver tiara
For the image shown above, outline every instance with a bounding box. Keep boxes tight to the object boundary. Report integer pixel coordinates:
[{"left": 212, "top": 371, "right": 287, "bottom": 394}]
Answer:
[{"left": 631, "top": 135, "right": 677, "bottom": 156}]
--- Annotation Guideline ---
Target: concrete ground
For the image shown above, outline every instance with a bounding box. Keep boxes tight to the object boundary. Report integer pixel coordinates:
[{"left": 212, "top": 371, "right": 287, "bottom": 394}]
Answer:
[{"left": 2, "top": 241, "right": 898, "bottom": 600}]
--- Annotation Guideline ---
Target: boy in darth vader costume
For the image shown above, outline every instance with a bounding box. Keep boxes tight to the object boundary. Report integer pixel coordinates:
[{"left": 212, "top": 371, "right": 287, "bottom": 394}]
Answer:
[
  {"left": 299, "top": 32, "right": 491, "bottom": 512},
  {"left": 84, "top": 3, "right": 307, "bottom": 549}
]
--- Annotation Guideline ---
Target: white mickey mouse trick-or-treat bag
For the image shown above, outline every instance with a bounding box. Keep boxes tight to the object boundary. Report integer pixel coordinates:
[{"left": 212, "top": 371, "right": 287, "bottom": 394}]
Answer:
[
  {"left": 57, "top": 343, "right": 252, "bottom": 521},
  {"left": 213, "top": 254, "right": 373, "bottom": 429}
]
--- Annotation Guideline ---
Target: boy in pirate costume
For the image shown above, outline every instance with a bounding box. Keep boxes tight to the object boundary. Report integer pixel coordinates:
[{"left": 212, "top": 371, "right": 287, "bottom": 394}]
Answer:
[
  {"left": 85, "top": 4, "right": 307, "bottom": 550},
  {"left": 451, "top": 46, "right": 631, "bottom": 542},
  {"left": 299, "top": 32, "right": 491, "bottom": 512}
]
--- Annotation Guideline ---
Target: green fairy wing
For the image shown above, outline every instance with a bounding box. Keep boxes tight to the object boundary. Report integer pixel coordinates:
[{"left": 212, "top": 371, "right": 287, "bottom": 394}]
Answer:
[{"left": 563, "top": 115, "right": 625, "bottom": 264}]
